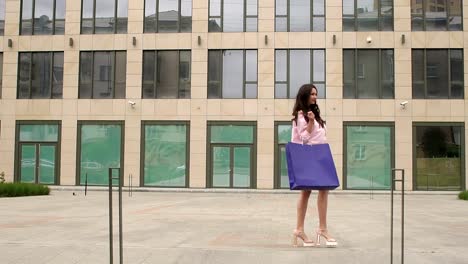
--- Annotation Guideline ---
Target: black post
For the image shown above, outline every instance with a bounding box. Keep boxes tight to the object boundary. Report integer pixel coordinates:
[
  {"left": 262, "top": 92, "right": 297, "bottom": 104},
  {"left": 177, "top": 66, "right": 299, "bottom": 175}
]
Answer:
[
  {"left": 391, "top": 168, "right": 405, "bottom": 264},
  {"left": 108, "top": 168, "right": 123, "bottom": 264},
  {"left": 108, "top": 168, "right": 113, "bottom": 264},
  {"left": 85, "top": 172, "right": 88, "bottom": 196},
  {"left": 118, "top": 171, "right": 123, "bottom": 264}
]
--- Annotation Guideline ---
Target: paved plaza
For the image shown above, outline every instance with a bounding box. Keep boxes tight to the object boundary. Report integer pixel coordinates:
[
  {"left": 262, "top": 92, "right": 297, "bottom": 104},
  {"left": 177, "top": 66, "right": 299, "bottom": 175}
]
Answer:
[{"left": 0, "top": 189, "right": 467, "bottom": 264}]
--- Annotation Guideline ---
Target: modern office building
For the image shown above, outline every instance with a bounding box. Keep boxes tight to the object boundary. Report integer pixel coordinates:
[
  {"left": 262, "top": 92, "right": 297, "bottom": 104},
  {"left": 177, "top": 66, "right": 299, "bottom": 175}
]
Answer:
[{"left": 0, "top": 0, "right": 466, "bottom": 191}]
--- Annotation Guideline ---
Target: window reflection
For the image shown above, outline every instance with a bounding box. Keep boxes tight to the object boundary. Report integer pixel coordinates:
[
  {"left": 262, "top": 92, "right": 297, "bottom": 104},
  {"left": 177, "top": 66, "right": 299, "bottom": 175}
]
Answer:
[{"left": 20, "top": 0, "right": 66, "bottom": 35}]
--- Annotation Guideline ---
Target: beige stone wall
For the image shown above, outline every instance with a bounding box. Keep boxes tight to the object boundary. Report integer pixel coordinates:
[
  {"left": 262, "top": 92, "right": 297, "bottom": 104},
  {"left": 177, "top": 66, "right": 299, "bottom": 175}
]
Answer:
[{"left": 0, "top": 0, "right": 467, "bottom": 190}]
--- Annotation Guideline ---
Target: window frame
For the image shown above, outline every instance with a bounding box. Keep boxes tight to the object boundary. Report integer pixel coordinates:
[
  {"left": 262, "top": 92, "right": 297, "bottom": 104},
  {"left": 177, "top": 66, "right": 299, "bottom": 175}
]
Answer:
[
  {"left": 206, "top": 121, "right": 257, "bottom": 189},
  {"left": 140, "top": 121, "right": 190, "bottom": 188},
  {"left": 14, "top": 120, "right": 62, "bottom": 185},
  {"left": 78, "top": 50, "right": 127, "bottom": 99},
  {"left": 19, "top": 0, "right": 65, "bottom": 35},
  {"left": 80, "top": 0, "right": 128, "bottom": 34},
  {"left": 207, "top": 49, "right": 258, "bottom": 99},
  {"left": 208, "top": 0, "right": 258, "bottom": 32},
  {"left": 411, "top": 0, "right": 464, "bottom": 31},
  {"left": 412, "top": 122, "right": 465, "bottom": 191},
  {"left": 343, "top": 49, "right": 395, "bottom": 99},
  {"left": 343, "top": 0, "right": 394, "bottom": 31},
  {"left": 274, "top": 0, "right": 326, "bottom": 32},
  {"left": 274, "top": 49, "right": 326, "bottom": 99},
  {"left": 76, "top": 120, "right": 125, "bottom": 186},
  {"left": 141, "top": 50, "right": 192, "bottom": 99},
  {"left": 274, "top": 121, "right": 291, "bottom": 189},
  {"left": 17, "top": 51, "right": 64, "bottom": 99},
  {"left": 343, "top": 121, "right": 395, "bottom": 190},
  {"left": 411, "top": 49, "right": 464, "bottom": 99},
  {"left": 143, "top": 0, "right": 192, "bottom": 33}
]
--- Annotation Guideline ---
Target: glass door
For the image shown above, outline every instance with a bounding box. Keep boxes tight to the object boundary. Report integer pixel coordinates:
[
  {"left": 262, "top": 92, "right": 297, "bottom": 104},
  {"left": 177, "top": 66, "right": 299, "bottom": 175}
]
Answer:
[
  {"left": 19, "top": 143, "right": 57, "bottom": 184},
  {"left": 212, "top": 145, "right": 252, "bottom": 188}
]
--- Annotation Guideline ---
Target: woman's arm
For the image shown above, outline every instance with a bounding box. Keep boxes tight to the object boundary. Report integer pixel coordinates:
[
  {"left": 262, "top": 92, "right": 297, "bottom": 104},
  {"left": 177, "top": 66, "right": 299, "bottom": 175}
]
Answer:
[{"left": 297, "top": 111, "right": 315, "bottom": 141}]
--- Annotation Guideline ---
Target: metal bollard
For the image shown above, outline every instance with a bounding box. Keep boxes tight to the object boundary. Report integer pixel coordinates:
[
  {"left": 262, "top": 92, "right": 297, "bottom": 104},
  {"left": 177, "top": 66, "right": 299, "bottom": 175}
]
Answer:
[
  {"left": 390, "top": 169, "right": 405, "bottom": 264},
  {"left": 108, "top": 168, "right": 123, "bottom": 264},
  {"left": 85, "top": 172, "right": 88, "bottom": 196}
]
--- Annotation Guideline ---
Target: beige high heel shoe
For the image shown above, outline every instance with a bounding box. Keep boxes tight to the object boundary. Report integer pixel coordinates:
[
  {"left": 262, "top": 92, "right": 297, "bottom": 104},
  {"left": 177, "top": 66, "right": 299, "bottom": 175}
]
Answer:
[
  {"left": 315, "top": 229, "right": 337, "bottom": 247},
  {"left": 292, "top": 229, "right": 315, "bottom": 247}
]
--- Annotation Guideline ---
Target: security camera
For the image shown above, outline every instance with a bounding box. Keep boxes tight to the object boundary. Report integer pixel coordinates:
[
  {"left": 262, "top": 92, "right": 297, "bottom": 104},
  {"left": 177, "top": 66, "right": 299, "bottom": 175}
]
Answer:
[
  {"left": 366, "top": 36, "right": 372, "bottom": 43},
  {"left": 400, "top": 101, "right": 408, "bottom": 109},
  {"left": 128, "top": 100, "right": 136, "bottom": 108}
]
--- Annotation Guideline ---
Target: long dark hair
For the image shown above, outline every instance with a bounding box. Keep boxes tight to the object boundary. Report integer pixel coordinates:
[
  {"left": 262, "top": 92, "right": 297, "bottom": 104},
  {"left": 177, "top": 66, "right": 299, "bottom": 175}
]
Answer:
[{"left": 291, "top": 84, "right": 325, "bottom": 128}]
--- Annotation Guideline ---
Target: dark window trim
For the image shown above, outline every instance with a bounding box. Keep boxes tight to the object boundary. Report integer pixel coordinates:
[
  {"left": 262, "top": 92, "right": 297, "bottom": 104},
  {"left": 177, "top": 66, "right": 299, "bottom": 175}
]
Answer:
[
  {"left": 17, "top": 51, "right": 64, "bottom": 99},
  {"left": 206, "top": 121, "right": 257, "bottom": 189},
  {"left": 78, "top": 50, "right": 127, "bottom": 99},
  {"left": 141, "top": 50, "right": 192, "bottom": 99},
  {"left": 208, "top": 0, "right": 259, "bottom": 32},
  {"left": 76, "top": 120, "right": 125, "bottom": 186},
  {"left": 274, "top": 49, "right": 326, "bottom": 99},
  {"left": 342, "top": 121, "right": 395, "bottom": 190},
  {"left": 80, "top": 0, "right": 127, "bottom": 34},
  {"left": 14, "top": 120, "right": 62, "bottom": 185},
  {"left": 343, "top": 48, "right": 395, "bottom": 99},
  {"left": 411, "top": 48, "right": 464, "bottom": 99},
  {"left": 144, "top": 0, "right": 192, "bottom": 33},
  {"left": 20, "top": 0, "right": 64, "bottom": 35},
  {"left": 343, "top": 0, "right": 394, "bottom": 31},
  {"left": 274, "top": 0, "right": 326, "bottom": 32},
  {"left": 412, "top": 122, "right": 465, "bottom": 191},
  {"left": 140, "top": 120, "right": 190, "bottom": 188},
  {"left": 274, "top": 121, "right": 291, "bottom": 189},
  {"left": 411, "top": 0, "right": 464, "bottom": 31},
  {"left": 207, "top": 49, "right": 258, "bottom": 99}
]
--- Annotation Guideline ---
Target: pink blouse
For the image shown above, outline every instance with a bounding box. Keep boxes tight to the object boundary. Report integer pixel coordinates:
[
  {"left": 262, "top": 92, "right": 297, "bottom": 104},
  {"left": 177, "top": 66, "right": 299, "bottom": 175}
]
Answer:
[{"left": 291, "top": 113, "right": 327, "bottom": 145}]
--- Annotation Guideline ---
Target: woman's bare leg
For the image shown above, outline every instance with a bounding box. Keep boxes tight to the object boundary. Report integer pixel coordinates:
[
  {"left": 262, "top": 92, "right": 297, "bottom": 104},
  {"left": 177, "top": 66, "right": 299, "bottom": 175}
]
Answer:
[
  {"left": 296, "top": 190, "right": 311, "bottom": 231},
  {"left": 317, "top": 190, "right": 328, "bottom": 230}
]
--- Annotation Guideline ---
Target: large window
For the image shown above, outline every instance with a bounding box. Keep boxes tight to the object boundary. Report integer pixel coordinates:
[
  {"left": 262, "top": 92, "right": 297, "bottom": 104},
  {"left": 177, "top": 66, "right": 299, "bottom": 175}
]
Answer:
[
  {"left": 15, "top": 122, "right": 61, "bottom": 185},
  {"left": 275, "top": 0, "right": 325, "bottom": 32},
  {"left": 344, "top": 123, "right": 394, "bottom": 190},
  {"left": 78, "top": 122, "right": 123, "bottom": 185},
  {"left": 142, "top": 122, "right": 189, "bottom": 187},
  {"left": 142, "top": 50, "right": 191, "bottom": 99},
  {"left": 0, "top": 0, "right": 5, "bottom": 35},
  {"left": 411, "top": 0, "right": 462, "bottom": 31},
  {"left": 414, "top": 123, "right": 464, "bottom": 190},
  {"left": 343, "top": 49, "right": 394, "bottom": 99},
  {"left": 20, "top": 0, "right": 66, "bottom": 35},
  {"left": 17, "top": 52, "right": 64, "bottom": 99},
  {"left": 208, "top": 50, "right": 257, "bottom": 99},
  {"left": 144, "top": 0, "right": 192, "bottom": 33},
  {"left": 207, "top": 122, "right": 256, "bottom": 188},
  {"left": 275, "top": 49, "right": 325, "bottom": 99},
  {"left": 412, "top": 49, "right": 463, "bottom": 99},
  {"left": 81, "top": 0, "right": 128, "bottom": 34},
  {"left": 79, "top": 51, "right": 127, "bottom": 99},
  {"left": 343, "top": 0, "right": 393, "bottom": 31},
  {"left": 209, "top": 0, "right": 257, "bottom": 32},
  {"left": 275, "top": 122, "right": 291, "bottom": 189}
]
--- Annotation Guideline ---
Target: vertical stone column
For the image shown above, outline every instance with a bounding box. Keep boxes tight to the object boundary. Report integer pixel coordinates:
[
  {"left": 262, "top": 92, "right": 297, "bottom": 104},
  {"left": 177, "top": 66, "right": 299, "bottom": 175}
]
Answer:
[
  {"left": 256, "top": 0, "right": 275, "bottom": 189},
  {"left": 394, "top": 0, "right": 413, "bottom": 190},
  {"left": 189, "top": 0, "right": 208, "bottom": 188},
  {"left": 0, "top": 0, "right": 20, "bottom": 182},
  {"left": 326, "top": 0, "right": 344, "bottom": 186}
]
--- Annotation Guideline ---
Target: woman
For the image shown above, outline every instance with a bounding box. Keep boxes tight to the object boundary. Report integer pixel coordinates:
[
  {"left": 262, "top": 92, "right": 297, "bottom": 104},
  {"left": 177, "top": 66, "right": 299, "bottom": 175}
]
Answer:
[{"left": 291, "top": 84, "right": 337, "bottom": 247}]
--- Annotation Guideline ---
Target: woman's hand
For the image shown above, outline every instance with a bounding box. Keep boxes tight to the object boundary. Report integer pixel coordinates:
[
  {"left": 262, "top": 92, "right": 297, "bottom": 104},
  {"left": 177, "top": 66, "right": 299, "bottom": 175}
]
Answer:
[{"left": 307, "top": 111, "right": 315, "bottom": 121}]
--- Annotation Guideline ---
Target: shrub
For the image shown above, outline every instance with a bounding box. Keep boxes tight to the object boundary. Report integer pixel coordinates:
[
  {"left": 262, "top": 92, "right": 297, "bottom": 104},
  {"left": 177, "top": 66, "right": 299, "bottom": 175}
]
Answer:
[
  {"left": 0, "top": 183, "right": 50, "bottom": 197},
  {"left": 458, "top": 191, "right": 468, "bottom": 200},
  {"left": 0, "top": 171, "right": 5, "bottom": 183}
]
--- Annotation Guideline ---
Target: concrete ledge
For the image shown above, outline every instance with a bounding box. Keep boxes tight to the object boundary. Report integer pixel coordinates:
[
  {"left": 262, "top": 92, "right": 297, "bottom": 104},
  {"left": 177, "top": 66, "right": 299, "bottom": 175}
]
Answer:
[{"left": 49, "top": 185, "right": 460, "bottom": 195}]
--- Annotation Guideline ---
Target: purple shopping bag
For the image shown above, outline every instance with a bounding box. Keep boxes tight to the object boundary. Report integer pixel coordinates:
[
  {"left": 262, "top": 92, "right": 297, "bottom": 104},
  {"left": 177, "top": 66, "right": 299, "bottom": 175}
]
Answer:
[{"left": 286, "top": 142, "right": 340, "bottom": 190}]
